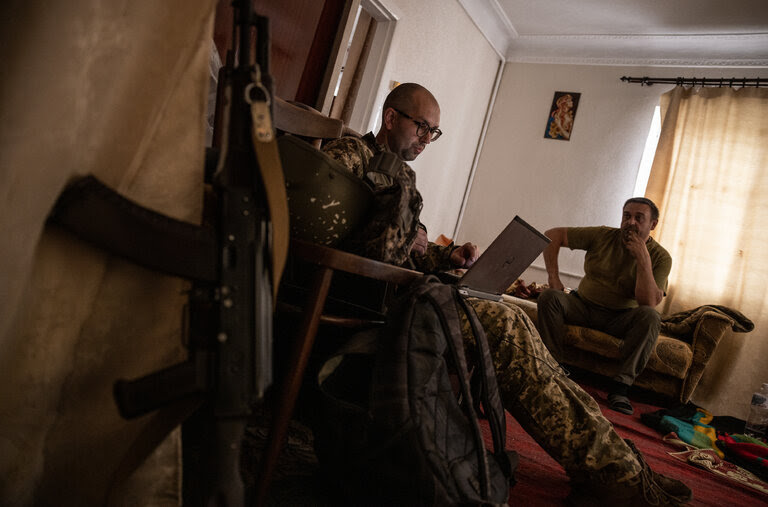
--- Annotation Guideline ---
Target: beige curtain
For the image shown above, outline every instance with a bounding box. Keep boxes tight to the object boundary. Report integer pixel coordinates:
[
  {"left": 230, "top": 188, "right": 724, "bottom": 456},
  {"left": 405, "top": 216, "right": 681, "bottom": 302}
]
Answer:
[{"left": 645, "top": 86, "right": 768, "bottom": 418}]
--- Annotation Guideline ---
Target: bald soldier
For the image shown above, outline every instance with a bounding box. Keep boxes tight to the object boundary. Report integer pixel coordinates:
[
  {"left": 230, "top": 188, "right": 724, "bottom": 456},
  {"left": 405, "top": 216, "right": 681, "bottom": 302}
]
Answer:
[{"left": 321, "top": 83, "right": 691, "bottom": 506}]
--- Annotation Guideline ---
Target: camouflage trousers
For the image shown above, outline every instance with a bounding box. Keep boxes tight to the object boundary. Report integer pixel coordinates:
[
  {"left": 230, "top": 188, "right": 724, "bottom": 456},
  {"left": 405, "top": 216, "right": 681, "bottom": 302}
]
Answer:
[{"left": 463, "top": 297, "right": 642, "bottom": 484}]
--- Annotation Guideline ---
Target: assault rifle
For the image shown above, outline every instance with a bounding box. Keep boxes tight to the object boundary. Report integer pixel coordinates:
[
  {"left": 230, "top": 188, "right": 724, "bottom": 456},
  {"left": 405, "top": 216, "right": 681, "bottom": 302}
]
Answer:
[{"left": 47, "top": 1, "right": 287, "bottom": 505}]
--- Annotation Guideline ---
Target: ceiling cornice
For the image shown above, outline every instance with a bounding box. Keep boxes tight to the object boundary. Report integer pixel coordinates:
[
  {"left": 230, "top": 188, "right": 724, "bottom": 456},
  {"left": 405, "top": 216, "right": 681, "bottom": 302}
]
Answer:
[
  {"left": 505, "top": 55, "right": 768, "bottom": 68},
  {"left": 457, "top": 0, "right": 514, "bottom": 58},
  {"left": 458, "top": 0, "right": 768, "bottom": 67}
]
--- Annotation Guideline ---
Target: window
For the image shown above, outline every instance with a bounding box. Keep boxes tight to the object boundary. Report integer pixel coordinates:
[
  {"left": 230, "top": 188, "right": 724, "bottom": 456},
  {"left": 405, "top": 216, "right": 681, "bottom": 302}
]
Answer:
[{"left": 633, "top": 105, "right": 661, "bottom": 197}]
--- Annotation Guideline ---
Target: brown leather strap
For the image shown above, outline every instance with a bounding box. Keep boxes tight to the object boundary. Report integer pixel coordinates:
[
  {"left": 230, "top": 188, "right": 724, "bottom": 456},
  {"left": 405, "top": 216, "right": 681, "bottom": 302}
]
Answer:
[{"left": 248, "top": 68, "right": 289, "bottom": 302}]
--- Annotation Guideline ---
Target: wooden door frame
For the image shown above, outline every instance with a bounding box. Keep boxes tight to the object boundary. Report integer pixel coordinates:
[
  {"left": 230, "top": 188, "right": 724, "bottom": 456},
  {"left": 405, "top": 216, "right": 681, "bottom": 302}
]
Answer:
[
  {"left": 340, "top": 0, "right": 398, "bottom": 133},
  {"left": 317, "top": 0, "right": 398, "bottom": 134}
]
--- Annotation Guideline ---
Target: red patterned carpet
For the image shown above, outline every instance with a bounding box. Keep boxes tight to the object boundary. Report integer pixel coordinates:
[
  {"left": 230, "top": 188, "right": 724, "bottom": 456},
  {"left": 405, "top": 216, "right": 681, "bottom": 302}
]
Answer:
[
  {"left": 259, "top": 373, "right": 768, "bottom": 505},
  {"left": 492, "top": 380, "right": 768, "bottom": 506}
]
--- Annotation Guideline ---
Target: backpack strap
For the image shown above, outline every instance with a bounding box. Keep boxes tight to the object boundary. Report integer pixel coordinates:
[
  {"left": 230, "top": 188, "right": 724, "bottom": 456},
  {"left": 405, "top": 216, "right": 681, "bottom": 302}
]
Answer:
[
  {"left": 454, "top": 293, "right": 518, "bottom": 480},
  {"left": 420, "top": 280, "right": 494, "bottom": 499},
  {"left": 366, "top": 150, "right": 401, "bottom": 179}
]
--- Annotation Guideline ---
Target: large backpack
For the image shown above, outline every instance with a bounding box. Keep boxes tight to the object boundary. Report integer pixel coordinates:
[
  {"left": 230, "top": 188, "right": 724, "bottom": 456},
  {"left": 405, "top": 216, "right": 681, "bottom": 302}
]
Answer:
[{"left": 312, "top": 275, "right": 518, "bottom": 506}]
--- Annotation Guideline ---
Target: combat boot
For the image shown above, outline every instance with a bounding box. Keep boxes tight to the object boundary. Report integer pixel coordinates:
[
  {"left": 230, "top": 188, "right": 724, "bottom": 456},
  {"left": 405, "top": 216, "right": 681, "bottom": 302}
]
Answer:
[
  {"left": 567, "top": 439, "right": 692, "bottom": 506},
  {"left": 624, "top": 439, "right": 692, "bottom": 502}
]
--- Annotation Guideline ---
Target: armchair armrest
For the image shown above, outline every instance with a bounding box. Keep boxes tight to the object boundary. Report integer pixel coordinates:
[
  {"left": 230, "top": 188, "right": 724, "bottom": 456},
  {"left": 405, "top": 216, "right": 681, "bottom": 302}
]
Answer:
[
  {"left": 502, "top": 295, "right": 539, "bottom": 323},
  {"left": 689, "top": 311, "right": 735, "bottom": 364},
  {"left": 679, "top": 310, "right": 735, "bottom": 402}
]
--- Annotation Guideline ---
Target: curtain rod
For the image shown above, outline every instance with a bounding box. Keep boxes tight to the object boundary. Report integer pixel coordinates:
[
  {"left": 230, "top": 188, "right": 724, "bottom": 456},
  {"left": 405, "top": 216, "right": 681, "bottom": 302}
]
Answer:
[{"left": 620, "top": 76, "right": 767, "bottom": 87}]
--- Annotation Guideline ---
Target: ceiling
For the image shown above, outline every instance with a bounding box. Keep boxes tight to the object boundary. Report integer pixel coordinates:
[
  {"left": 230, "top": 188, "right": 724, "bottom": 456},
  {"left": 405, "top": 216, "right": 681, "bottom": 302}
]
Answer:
[{"left": 459, "top": 0, "right": 768, "bottom": 66}]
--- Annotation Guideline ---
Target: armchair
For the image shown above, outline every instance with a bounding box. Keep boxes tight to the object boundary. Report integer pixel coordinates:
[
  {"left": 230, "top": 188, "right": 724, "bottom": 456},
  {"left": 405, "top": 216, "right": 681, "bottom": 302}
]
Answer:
[{"left": 504, "top": 295, "right": 736, "bottom": 403}]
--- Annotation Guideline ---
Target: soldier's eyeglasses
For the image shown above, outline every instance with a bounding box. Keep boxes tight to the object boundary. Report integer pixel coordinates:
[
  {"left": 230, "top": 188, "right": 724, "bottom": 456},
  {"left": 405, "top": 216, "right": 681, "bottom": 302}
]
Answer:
[{"left": 392, "top": 108, "right": 442, "bottom": 142}]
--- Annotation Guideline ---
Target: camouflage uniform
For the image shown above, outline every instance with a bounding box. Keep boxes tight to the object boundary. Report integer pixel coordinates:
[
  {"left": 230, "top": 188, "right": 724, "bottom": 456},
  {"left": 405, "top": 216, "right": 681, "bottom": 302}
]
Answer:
[
  {"left": 322, "top": 133, "right": 642, "bottom": 484},
  {"left": 323, "top": 133, "right": 423, "bottom": 266},
  {"left": 462, "top": 298, "right": 640, "bottom": 483}
]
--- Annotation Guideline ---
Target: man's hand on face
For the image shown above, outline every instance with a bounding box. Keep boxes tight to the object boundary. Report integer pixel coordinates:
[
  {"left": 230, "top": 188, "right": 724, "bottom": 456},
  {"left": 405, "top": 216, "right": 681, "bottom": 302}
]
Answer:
[
  {"left": 410, "top": 226, "right": 428, "bottom": 256},
  {"left": 622, "top": 229, "right": 648, "bottom": 259},
  {"left": 450, "top": 242, "right": 479, "bottom": 268},
  {"left": 620, "top": 202, "right": 657, "bottom": 261}
]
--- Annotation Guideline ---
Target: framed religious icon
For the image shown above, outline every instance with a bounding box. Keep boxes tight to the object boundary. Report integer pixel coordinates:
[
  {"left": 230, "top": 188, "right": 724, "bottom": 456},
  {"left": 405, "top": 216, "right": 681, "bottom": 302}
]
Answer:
[{"left": 544, "top": 91, "right": 580, "bottom": 141}]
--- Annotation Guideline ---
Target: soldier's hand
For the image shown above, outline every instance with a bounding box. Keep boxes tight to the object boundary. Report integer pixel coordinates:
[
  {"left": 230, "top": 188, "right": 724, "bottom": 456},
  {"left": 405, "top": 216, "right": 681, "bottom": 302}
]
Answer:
[
  {"left": 450, "top": 242, "right": 479, "bottom": 268},
  {"left": 410, "top": 226, "right": 428, "bottom": 256}
]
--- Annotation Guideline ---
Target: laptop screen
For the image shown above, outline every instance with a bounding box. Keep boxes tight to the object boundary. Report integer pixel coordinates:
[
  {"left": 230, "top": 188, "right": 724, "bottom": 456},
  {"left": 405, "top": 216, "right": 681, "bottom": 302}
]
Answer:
[{"left": 458, "top": 216, "right": 549, "bottom": 297}]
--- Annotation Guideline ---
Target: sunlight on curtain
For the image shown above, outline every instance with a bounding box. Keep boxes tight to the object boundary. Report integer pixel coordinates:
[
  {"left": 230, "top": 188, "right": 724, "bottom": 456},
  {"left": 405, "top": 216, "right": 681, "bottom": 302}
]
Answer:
[{"left": 645, "top": 86, "right": 768, "bottom": 417}]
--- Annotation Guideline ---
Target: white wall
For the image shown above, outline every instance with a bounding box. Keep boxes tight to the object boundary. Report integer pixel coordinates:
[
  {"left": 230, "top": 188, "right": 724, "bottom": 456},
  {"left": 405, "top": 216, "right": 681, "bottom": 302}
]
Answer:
[
  {"left": 459, "top": 63, "right": 766, "bottom": 287},
  {"left": 364, "top": 0, "right": 502, "bottom": 237}
]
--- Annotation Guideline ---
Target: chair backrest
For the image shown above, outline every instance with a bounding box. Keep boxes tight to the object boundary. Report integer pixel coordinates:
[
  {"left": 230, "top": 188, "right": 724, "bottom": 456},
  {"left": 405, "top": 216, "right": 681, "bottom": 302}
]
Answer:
[
  {"left": 274, "top": 97, "right": 371, "bottom": 248},
  {"left": 274, "top": 97, "right": 360, "bottom": 145},
  {"left": 278, "top": 134, "right": 372, "bottom": 247}
]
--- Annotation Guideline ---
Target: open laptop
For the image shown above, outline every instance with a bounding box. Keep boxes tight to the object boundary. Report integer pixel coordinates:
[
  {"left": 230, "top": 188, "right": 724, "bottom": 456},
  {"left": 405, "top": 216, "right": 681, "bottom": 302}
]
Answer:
[{"left": 450, "top": 216, "right": 550, "bottom": 301}]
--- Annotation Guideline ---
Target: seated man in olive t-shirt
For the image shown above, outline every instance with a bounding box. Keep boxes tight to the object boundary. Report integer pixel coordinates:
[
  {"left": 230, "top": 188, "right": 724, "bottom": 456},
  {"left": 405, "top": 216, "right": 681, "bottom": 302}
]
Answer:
[{"left": 537, "top": 198, "right": 672, "bottom": 415}]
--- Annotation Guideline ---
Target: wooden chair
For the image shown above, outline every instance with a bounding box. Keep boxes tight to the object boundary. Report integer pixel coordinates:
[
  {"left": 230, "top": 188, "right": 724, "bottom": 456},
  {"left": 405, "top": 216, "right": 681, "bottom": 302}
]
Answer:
[{"left": 251, "top": 100, "right": 421, "bottom": 506}]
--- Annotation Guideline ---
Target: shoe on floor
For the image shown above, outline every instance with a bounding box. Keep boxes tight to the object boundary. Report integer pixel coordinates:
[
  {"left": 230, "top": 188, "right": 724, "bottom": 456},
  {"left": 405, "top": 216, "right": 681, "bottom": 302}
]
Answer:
[
  {"left": 624, "top": 439, "right": 693, "bottom": 503},
  {"left": 567, "top": 439, "right": 692, "bottom": 506},
  {"left": 567, "top": 472, "right": 690, "bottom": 506},
  {"left": 567, "top": 466, "right": 692, "bottom": 506},
  {"left": 607, "top": 392, "right": 634, "bottom": 415}
]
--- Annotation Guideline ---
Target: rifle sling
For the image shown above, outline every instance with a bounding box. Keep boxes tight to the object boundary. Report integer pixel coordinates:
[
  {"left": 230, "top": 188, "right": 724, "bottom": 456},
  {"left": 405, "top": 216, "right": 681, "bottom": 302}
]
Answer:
[
  {"left": 250, "top": 97, "right": 289, "bottom": 303},
  {"left": 48, "top": 175, "right": 218, "bottom": 282}
]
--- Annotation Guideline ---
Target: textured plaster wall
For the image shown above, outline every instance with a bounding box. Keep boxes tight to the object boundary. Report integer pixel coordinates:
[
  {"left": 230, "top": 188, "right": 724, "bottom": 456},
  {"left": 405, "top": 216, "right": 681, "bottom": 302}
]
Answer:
[
  {"left": 365, "top": 0, "right": 502, "bottom": 237},
  {"left": 459, "top": 63, "right": 671, "bottom": 284}
]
